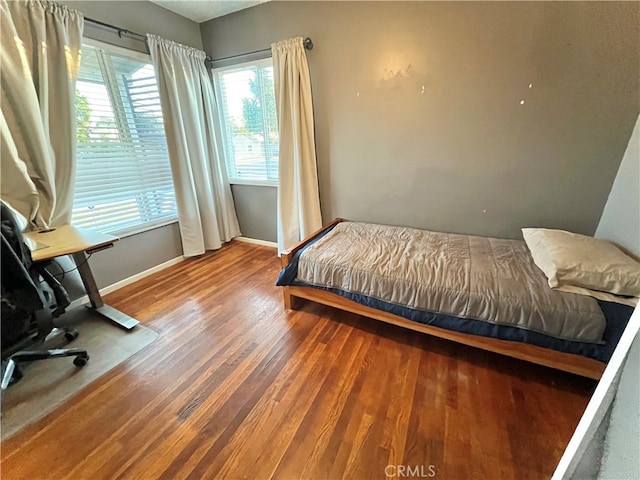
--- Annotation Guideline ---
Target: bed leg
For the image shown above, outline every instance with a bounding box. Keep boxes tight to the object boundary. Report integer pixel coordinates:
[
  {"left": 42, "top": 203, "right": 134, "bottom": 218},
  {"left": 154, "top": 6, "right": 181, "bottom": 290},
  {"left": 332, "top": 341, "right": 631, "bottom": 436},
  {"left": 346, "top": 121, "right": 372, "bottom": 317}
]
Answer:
[{"left": 283, "top": 287, "right": 298, "bottom": 310}]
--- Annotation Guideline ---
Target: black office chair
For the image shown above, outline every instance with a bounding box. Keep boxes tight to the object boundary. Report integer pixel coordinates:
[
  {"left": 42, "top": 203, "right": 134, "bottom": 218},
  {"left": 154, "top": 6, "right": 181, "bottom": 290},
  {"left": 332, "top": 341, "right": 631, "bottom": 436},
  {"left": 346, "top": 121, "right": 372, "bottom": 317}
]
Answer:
[{"left": 1, "top": 202, "right": 89, "bottom": 389}]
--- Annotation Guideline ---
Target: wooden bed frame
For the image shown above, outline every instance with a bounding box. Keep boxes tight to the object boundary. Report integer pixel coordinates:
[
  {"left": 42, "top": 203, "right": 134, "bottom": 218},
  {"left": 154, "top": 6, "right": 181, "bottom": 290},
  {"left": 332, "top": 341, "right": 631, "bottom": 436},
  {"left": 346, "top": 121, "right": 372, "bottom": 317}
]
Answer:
[{"left": 280, "top": 219, "right": 606, "bottom": 380}]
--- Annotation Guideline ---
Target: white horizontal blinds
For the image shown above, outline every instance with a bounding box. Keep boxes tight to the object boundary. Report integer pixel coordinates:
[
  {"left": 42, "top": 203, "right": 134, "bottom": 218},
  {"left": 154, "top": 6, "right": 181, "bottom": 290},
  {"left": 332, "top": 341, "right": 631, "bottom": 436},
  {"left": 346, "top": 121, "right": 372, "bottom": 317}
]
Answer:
[
  {"left": 261, "top": 66, "right": 279, "bottom": 181},
  {"left": 72, "top": 44, "right": 177, "bottom": 235},
  {"left": 214, "top": 59, "right": 279, "bottom": 183}
]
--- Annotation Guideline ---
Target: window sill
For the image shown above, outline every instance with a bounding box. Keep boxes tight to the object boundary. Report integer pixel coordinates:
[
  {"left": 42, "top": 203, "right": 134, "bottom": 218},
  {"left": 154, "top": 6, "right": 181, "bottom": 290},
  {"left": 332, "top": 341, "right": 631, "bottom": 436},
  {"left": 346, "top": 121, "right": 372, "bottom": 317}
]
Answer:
[
  {"left": 111, "top": 218, "right": 179, "bottom": 239},
  {"left": 230, "top": 180, "right": 277, "bottom": 188}
]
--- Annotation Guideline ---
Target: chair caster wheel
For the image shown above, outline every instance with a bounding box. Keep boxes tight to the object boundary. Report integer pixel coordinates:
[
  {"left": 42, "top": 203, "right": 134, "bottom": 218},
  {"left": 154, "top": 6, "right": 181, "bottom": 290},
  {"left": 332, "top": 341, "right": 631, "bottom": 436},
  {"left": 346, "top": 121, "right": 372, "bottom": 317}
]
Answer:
[
  {"left": 73, "top": 354, "right": 89, "bottom": 367},
  {"left": 64, "top": 330, "right": 79, "bottom": 342}
]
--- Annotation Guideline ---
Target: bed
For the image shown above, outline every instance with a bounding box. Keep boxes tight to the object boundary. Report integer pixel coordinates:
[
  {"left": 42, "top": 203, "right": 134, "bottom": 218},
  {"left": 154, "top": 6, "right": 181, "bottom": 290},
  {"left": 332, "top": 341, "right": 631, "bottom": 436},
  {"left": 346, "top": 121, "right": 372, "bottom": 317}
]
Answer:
[{"left": 277, "top": 219, "right": 637, "bottom": 380}]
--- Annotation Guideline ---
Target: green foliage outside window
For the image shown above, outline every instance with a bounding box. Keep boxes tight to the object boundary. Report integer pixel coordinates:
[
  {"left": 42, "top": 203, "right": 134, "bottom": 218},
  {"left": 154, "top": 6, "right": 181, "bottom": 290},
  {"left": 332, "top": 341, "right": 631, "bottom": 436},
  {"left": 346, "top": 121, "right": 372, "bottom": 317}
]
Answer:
[
  {"left": 75, "top": 92, "right": 91, "bottom": 144},
  {"left": 241, "top": 72, "right": 277, "bottom": 138}
]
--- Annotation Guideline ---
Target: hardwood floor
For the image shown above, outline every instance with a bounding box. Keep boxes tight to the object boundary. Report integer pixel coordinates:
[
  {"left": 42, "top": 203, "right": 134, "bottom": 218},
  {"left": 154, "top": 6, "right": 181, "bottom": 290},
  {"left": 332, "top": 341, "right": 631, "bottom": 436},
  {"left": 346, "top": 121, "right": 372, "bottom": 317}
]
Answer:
[{"left": 1, "top": 241, "right": 596, "bottom": 479}]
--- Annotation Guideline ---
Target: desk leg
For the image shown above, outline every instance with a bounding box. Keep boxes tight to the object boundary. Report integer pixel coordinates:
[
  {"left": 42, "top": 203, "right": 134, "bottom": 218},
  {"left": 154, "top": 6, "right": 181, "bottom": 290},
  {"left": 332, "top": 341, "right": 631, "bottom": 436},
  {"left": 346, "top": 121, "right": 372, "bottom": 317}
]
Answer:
[{"left": 72, "top": 251, "right": 139, "bottom": 330}]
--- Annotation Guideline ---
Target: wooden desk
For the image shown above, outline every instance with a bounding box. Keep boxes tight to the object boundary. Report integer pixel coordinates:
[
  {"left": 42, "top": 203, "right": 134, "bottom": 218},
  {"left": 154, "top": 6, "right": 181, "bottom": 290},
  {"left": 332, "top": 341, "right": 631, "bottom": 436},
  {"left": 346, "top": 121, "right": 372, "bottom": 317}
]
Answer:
[{"left": 24, "top": 225, "right": 139, "bottom": 330}]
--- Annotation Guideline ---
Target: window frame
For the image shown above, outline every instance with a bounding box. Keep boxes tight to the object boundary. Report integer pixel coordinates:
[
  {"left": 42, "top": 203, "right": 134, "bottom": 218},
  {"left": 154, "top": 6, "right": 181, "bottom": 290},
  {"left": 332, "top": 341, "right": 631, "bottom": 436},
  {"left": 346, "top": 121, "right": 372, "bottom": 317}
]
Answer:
[
  {"left": 211, "top": 57, "right": 279, "bottom": 187},
  {"left": 72, "top": 38, "right": 178, "bottom": 238}
]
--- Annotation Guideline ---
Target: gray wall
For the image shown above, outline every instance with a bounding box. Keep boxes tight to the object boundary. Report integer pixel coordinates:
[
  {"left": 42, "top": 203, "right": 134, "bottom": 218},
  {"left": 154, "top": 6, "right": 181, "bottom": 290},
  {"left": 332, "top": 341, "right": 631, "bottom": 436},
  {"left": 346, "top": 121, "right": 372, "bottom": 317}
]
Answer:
[
  {"left": 231, "top": 185, "right": 277, "bottom": 242},
  {"left": 595, "top": 115, "right": 640, "bottom": 259},
  {"left": 89, "top": 223, "right": 183, "bottom": 289},
  {"left": 55, "top": 0, "right": 203, "bottom": 294},
  {"left": 60, "top": 0, "right": 203, "bottom": 49},
  {"left": 55, "top": 223, "right": 183, "bottom": 296},
  {"left": 201, "top": 1, "right": 640, "bottom": 241}
]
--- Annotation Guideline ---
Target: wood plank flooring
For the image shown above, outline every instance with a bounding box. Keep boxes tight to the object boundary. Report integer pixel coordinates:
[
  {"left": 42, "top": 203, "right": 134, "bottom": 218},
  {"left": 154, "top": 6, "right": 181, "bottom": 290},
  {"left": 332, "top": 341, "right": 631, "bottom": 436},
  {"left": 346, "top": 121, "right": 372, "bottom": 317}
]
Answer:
[{"left": 1, "top": 241, "right": 596, "bottom": 479}]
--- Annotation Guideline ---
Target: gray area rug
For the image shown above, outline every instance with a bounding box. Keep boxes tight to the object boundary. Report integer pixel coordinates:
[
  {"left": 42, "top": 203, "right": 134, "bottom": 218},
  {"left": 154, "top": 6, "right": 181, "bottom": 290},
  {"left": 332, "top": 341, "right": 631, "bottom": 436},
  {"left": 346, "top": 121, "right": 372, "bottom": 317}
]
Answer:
[{"left": 1, "top": 308, "right": 158, "bottom": 440}]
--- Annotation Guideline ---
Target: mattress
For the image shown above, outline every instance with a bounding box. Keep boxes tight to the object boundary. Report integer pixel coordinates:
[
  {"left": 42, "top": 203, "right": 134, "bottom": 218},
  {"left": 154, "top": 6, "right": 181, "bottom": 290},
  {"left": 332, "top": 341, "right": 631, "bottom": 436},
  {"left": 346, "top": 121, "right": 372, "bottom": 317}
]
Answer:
[{"left": 292, "top": 222, "right": 607, "bottom": 344}]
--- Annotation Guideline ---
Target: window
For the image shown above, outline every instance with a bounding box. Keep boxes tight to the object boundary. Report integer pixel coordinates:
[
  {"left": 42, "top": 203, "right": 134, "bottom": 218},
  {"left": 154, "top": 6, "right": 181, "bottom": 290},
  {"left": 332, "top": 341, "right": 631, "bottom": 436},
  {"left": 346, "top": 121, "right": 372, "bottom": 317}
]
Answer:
[
  {"left": 72, "top": 41, "right": 177, "bottom": 236},
  {"left": 212, "top": 59, "right": 279, "bottom": 185}
]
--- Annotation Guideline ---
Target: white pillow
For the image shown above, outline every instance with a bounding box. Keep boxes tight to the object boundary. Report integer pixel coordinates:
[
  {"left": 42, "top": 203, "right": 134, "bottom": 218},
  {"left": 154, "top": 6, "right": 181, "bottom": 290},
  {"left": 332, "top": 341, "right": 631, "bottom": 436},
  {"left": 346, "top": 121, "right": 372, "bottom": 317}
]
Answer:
[{"left": 522, "top": 228, "right": 640, "bottom": 303}]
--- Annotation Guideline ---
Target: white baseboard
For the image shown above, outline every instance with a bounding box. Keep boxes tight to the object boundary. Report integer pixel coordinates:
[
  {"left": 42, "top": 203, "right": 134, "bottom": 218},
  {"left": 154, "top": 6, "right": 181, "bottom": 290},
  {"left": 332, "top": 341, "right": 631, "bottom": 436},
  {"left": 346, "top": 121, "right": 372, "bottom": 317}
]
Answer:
[
  {"left": 234, "top": 236, "right": 277, "bottom": 248},
  {"left": 69, "top": 256, "right": 185, "bottom": 310}
]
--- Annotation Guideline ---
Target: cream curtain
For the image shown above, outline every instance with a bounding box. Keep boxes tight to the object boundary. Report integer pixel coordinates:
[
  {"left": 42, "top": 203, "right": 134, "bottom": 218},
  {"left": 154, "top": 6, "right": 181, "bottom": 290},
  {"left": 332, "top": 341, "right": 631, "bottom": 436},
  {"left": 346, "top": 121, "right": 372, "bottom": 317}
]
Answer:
[
  {"left": 0, "top": 0, "right": 83, "bottom": 230},
  {"left": 147, "top": 34, "right": 241, "bottom": 257},
  {"left": 271, "top": 37, "right": 322, "bottom": 253}
]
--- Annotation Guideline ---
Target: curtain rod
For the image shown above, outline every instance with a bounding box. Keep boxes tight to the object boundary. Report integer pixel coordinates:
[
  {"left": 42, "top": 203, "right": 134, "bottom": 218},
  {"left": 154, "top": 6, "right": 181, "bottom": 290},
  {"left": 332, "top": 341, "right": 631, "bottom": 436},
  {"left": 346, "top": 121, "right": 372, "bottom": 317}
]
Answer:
[
  {"left": 206, "top": 37, "right": 313, "bottom": 66},
  {"left": 85, "top": 17, "right": 148, "bottom": 42}
]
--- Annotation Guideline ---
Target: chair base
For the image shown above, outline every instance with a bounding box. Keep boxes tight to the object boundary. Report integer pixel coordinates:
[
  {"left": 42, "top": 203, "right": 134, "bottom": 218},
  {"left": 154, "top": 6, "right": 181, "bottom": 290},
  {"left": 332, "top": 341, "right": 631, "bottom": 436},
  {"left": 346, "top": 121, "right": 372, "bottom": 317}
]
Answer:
[{"left": 1, "top": 330, "right": 89, "bottom": 390}]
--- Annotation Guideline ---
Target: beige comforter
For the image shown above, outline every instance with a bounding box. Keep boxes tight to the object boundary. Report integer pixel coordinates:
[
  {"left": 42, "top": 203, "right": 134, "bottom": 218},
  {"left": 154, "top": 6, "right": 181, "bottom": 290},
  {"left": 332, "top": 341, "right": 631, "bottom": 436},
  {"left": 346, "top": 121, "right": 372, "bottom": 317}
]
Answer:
[{"left": 297, "top": 222, "right": 606, "bottom": 343}]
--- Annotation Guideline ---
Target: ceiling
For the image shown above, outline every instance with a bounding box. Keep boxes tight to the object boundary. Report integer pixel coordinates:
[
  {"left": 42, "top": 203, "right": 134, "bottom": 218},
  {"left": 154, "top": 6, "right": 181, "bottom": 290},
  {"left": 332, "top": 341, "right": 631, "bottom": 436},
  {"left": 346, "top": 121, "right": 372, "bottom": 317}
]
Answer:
[{"left": 149, "top": 0, "right": 269, "bottom": 23}]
